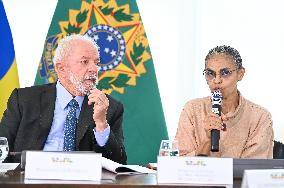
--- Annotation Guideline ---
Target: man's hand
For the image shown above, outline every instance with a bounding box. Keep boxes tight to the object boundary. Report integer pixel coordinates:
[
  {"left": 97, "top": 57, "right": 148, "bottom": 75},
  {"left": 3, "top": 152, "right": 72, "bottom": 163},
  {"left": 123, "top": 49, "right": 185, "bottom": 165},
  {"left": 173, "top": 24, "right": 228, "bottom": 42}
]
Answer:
[{"left": 88, "top": 89, "right": 109, "bottom": 132}]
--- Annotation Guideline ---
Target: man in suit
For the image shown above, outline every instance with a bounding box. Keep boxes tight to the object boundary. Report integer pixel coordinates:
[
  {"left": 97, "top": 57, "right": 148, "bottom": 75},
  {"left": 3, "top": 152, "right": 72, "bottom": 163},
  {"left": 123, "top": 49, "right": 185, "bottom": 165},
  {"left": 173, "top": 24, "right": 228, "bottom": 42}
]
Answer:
[{"left": 0, "top": 34, "right": 127, "bottom": 164}]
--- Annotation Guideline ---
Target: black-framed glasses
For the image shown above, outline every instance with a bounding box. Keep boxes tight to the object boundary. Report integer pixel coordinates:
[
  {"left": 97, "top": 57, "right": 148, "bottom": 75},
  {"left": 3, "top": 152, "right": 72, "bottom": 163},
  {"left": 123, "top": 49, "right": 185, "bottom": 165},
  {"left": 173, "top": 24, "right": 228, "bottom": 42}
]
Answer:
[{"left": 203, "top": 68, "right": 238, "bottom": 80}]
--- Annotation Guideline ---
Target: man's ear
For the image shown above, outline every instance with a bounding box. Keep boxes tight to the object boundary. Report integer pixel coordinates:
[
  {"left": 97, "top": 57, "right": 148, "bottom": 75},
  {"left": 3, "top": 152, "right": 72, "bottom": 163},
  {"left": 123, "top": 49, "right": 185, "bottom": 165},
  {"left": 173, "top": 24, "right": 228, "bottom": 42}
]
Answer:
[
  {"left": 237, "top": 67, "right": 245, "bottom": 81},
  {"left": 55, "top": 62, "right": 64, "bottom": 74}
]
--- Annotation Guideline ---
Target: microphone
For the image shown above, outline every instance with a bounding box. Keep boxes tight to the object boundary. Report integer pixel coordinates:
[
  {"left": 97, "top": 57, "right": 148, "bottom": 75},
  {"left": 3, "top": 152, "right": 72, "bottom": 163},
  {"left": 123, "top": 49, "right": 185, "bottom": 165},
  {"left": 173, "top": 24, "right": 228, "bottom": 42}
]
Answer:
[
  {"left": 86, "top": 85, "right": 97, "bottom": 96},
  {"left": 86, "top": 75, "right": 98, "bottom": 96},
  {"left": 86, "top": 76, "right": 100, "bottom": 106},
  {"left": 211, "top": 90, "right": 222, "bottom": 152}
]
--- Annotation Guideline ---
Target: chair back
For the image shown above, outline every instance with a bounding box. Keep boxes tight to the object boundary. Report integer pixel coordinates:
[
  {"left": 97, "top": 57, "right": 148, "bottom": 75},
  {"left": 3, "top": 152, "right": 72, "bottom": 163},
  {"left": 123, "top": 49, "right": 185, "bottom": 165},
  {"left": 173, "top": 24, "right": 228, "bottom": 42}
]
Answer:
[{"left": 273, "top": 140, "right": 284, "bottom": 159}]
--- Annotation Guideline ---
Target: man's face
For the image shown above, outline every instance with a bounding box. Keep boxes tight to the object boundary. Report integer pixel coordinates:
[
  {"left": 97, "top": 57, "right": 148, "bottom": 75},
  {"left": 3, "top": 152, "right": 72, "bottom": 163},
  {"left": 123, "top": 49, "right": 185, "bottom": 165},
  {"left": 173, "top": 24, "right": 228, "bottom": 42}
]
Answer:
[{"left": 60, "top": 40, "right": 99, "bottom": 96}]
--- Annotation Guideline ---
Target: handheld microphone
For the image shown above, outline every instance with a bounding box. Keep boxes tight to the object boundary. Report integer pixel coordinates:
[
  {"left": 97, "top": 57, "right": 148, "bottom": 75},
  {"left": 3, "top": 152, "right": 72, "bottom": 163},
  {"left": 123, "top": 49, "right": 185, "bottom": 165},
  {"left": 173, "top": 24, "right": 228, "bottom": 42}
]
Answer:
[
  {"left": 86, "top": 75, "right": 98, "bottom": 96},
  {"left": 86, "top": 76, "right": 100, "bottom": 106},
  {"left": 211, "top": 90, "right": 222, "bottom": 152},
  {"left": 86, "top": 85, "right": 97, "bottom": 96}
]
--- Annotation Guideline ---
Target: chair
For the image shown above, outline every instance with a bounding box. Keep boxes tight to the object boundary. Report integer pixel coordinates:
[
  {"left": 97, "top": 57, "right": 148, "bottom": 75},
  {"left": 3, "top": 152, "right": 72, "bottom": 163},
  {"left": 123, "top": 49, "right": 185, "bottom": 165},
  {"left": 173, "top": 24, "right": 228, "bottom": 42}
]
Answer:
[{"left": 273, "top": 140, "right": 284, "bottom": 159}]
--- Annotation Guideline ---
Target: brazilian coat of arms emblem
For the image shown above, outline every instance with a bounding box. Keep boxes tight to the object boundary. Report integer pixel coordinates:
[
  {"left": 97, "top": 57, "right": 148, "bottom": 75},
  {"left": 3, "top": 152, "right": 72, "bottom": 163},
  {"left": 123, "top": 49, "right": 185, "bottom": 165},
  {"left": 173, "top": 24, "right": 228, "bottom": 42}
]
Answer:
[{"left": 39, "top": 0, "right": 151, "bottom": 95}]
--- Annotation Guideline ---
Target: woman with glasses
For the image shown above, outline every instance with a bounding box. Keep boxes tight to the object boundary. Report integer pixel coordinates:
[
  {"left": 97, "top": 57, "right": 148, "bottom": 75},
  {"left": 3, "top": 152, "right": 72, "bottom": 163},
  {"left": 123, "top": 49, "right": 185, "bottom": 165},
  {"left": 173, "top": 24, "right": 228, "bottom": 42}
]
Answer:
[{"left": 175, "top": 45, "right": 273, "bottom": 158}]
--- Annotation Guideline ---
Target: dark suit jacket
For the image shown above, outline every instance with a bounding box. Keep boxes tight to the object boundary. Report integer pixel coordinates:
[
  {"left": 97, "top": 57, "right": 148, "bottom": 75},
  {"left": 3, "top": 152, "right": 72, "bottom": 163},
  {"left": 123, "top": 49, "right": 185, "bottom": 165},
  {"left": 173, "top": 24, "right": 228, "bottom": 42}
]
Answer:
[{"left": 0, "top": 83, "right": 127, "bottom": 164}]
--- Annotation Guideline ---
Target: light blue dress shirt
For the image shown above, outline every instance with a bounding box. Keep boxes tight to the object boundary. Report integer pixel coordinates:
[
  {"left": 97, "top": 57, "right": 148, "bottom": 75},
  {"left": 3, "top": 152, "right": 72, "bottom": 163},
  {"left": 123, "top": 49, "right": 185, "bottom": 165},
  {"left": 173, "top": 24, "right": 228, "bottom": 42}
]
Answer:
[{"left": 43, "top": 81, "right": 110, "bottom": 151}]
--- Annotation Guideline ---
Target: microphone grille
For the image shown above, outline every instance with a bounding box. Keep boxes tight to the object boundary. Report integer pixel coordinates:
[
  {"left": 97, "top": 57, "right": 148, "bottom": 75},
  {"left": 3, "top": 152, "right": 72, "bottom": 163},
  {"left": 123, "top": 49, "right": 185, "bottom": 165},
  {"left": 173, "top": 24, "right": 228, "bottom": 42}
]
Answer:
[{"left": 211, "top": 90, "right": 222, "bottom": 105}]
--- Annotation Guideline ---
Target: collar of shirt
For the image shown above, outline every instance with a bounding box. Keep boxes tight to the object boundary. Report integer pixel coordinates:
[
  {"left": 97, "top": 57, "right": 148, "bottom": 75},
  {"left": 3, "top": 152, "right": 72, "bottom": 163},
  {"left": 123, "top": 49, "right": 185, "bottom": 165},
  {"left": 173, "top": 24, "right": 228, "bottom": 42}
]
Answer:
[{"left": 56, "top": 81, "right": 84, "bottom": 110}]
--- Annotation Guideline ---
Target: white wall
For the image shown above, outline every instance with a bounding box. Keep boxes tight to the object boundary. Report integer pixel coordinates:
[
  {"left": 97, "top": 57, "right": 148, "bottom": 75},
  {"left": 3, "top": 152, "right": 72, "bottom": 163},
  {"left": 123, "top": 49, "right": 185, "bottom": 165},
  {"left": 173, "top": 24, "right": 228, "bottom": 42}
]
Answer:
[
  {"left": 3, "top": 0, "right": 284, "bottom": 142},
  {"left": 3, "top": 0, "right": 57, "bottom": 86}
]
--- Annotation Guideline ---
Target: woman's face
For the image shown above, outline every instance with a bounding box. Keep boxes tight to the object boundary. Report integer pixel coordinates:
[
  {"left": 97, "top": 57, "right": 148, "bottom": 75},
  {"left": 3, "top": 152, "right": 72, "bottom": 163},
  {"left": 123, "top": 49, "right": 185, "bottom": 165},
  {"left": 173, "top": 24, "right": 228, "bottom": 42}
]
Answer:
[{"left": 204, "top": 54, "right": 245, "bottom": 99}]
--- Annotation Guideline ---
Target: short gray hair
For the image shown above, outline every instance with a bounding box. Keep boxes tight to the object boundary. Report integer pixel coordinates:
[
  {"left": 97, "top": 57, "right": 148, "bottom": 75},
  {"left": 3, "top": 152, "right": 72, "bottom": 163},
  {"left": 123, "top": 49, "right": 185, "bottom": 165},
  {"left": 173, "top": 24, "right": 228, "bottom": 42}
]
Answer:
[
  {"left": 53, "top": 34, "right": 100, "bottom": 65},
  {"left": 205, "top": 45, "right": 242, "bottom": 69}
]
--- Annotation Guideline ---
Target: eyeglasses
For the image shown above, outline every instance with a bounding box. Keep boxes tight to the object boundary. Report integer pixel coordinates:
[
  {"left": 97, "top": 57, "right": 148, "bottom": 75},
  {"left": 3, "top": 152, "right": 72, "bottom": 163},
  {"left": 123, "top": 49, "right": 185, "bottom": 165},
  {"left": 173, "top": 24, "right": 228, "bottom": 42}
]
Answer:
[{"left": 203, "top": 68, "right": 238, "bottom": 80}]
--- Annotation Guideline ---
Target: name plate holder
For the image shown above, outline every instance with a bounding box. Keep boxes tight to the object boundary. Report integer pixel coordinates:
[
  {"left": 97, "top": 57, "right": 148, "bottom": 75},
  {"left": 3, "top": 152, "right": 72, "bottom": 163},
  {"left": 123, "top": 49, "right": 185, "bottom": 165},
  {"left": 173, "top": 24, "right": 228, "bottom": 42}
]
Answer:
[
  {"left": 24, "top": 151, "right": 102, "bottom": 181},
  {"left": 241, "top": 169, "right": 284, "bottom": 188},
  {"left": 157, "top": 156, "right": 233, "bottom": 186}
]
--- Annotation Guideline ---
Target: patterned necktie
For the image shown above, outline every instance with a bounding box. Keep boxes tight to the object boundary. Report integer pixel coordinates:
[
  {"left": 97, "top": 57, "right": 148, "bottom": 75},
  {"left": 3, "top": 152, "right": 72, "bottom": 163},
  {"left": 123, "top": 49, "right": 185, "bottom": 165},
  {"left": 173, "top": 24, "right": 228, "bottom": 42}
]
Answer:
[{"left": 63, "top": 99, "right": 79, "bottom": 151}]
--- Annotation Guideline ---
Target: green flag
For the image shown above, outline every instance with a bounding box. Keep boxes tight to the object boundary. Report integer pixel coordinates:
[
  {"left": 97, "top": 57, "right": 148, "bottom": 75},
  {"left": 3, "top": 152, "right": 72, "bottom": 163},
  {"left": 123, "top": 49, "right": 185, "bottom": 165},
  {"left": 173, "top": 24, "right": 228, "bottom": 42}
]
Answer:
[{"left": 34, "top": 0, "right": 168, "bottom": 165}]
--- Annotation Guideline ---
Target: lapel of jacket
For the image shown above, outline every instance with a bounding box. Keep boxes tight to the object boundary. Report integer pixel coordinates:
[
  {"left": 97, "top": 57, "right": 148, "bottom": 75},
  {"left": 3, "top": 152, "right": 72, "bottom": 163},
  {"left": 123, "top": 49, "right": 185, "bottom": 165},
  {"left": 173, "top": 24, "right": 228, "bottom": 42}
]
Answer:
[
  {"left": 34, "top": 84, "right": 56, "bottom": 150},
  {"left": 76, "top": 96, "right": 94, "bottom": 149}
]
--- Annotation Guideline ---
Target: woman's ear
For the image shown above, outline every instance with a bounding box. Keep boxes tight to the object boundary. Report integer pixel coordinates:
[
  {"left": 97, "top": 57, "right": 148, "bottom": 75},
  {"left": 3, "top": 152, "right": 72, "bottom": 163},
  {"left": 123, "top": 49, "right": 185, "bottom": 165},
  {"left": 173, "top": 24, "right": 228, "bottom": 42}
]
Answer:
[{"left": 237, "top": 67, "right": 245, "bottom": 81}]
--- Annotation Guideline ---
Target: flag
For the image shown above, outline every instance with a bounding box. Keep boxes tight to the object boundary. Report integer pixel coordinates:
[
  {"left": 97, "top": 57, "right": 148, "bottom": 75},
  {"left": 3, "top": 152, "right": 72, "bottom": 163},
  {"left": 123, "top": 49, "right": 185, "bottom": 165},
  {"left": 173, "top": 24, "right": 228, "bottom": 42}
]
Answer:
[
  {"left": 34, "top": 0, "right": 168, "bottom": 165},
  {"left": 0, "top": 1, "right": 19, "bottom": 119}
]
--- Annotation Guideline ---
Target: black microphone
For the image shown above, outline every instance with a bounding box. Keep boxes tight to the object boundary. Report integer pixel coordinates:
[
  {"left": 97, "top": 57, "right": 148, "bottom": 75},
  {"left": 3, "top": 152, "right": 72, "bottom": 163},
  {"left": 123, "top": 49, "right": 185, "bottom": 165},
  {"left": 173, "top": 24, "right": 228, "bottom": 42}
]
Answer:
[
  {"left": 211, "top": 90, "right": 222, "bottom": 152},
  {"left": 86, "top": 76, "right": 98, "bottom": 97}
]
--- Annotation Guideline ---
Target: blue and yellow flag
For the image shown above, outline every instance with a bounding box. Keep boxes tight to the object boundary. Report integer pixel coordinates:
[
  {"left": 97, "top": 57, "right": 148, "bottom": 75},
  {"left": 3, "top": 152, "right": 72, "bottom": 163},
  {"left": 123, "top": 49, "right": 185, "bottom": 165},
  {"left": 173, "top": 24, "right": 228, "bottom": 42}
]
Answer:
[
  {"left": 34, "top": 0, "right": 168, "bottom": 165},
  {"left": 0, "top": 1, "right": 19, "bottom": 119}
]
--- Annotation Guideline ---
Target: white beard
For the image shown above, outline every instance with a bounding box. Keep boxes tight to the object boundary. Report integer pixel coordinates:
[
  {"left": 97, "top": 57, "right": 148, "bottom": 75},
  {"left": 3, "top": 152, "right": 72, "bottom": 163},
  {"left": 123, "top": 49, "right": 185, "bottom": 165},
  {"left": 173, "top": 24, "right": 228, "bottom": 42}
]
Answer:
[{"left": 68, "top": 71, "right": 98, "bottom": 95}]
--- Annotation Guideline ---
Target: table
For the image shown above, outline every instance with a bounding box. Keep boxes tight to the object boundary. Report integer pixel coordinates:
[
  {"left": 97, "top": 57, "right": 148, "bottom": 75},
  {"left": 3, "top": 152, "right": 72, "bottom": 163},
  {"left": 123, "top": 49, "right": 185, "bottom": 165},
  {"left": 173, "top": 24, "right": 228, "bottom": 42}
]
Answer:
[{"left": 0, "top": 169, "right": 242, "bottom": 188}]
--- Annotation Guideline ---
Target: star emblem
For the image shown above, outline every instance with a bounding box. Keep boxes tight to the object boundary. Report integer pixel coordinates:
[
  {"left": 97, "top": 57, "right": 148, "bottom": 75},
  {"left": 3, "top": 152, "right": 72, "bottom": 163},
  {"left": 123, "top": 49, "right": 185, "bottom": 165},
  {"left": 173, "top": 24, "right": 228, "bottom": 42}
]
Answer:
[{"left": 56, "top": 0, "right": 151, "bottom": 94}]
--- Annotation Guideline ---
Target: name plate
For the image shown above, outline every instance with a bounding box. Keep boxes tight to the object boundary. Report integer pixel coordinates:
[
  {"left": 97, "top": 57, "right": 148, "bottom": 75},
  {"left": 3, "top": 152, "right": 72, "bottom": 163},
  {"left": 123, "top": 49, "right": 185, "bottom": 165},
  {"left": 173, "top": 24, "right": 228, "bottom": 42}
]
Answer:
[
  {"left": 24, "top": 151, "right": 101, "bottom": 181},
  {"left": 157, "top": 156, "right": 233, "bottom": 185},
  {"left": 242, "top": 169, "right": 284, "bottom": 188}
]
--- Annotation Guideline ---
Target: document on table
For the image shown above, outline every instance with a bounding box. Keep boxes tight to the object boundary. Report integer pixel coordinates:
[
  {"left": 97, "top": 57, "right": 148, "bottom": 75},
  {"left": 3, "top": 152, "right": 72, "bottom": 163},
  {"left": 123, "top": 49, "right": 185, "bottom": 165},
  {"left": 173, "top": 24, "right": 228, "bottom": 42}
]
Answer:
[
  {"left": 0, "top": 163, "right": 19, "bottom": 172},
  {"left": 102, "top": 157, "right": 156, "bottom": 174}
]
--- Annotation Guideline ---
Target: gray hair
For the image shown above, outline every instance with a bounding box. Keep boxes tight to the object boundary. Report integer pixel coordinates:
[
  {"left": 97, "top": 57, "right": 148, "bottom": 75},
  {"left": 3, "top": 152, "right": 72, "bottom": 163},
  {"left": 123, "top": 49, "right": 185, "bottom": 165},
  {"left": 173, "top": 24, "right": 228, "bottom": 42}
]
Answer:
[
  {"left": 205, "top": 45, "right": 242, "bottom": 69},
  {"left": 53, "top": 34, "right": 100, "bottom": 66}
]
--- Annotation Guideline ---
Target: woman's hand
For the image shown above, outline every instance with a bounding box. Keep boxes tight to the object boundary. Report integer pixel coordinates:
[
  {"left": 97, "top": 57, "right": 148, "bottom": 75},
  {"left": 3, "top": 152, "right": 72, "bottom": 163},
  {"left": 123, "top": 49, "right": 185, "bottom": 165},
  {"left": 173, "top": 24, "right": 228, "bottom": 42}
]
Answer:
[
  {"left": 204, "top": 112, "right": 227, "bottom": 138},
  {"left": 196, "top": 112, "right": 227, "bottom": 156}
]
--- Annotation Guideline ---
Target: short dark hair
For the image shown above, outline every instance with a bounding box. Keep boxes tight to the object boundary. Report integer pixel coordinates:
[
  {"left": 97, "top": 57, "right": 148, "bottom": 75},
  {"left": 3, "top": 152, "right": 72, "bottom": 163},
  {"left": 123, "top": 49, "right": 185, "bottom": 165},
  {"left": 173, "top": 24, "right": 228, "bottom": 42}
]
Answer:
[{"left": 205, "top": 45, "right": 243, "bottom": 69}]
